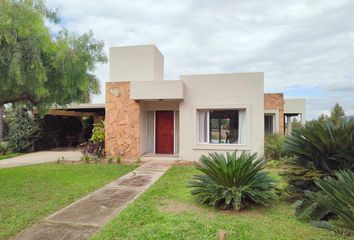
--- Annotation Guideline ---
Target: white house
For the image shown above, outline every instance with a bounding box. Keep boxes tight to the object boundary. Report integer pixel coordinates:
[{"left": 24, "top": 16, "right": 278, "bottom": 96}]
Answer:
[{"left": 103, "top": 44, "right": 305, "bottom": 161}]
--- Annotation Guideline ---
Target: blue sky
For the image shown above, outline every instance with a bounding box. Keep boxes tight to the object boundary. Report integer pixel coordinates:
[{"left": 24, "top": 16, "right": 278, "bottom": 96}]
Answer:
[{"left": 46, "top": 0, "right": 354, "bottom": 119}]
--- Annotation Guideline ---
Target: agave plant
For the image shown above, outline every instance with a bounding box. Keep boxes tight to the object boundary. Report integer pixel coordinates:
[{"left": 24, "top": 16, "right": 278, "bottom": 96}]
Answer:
[
  {"left": 282, "top": 118, "right": 354, "bottom": 195},
  {"left": 189, "top": 151, "right": 277, "bottom": 210},
  {"left": 305, "top": 170, "right": 354, "bottom": 235}
]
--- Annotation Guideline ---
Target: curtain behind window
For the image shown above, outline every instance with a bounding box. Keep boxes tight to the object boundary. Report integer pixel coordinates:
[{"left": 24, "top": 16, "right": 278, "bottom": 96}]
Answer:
[
  {"left": 238, "top": 110, "right": 246, "bottom": 144},
  {"left": 198, "top": 110, "right": 208, "bottom": 143}
]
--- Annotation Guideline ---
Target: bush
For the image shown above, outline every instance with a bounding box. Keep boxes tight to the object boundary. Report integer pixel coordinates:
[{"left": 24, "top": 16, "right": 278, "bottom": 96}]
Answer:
[
  {"left": 282, "top": 118, "right": 354, "bottom": 195},
  {"left": 264, "top": 134, "right": 287, "bottom": 161},
  {"left": 189, "top": 151, "right": 277, "bottom": 210},
  {"left": 6, "top": 107, "right": 40, "bottom": 153},
  {"left": 80, "top": 121, "right": 105, "bottom": 158},
  {"left": 305, "top": 170, "right": 354, "bottom": 235},
  {"left": 0, "top": 141, "right": 10, "bottom": 155}
]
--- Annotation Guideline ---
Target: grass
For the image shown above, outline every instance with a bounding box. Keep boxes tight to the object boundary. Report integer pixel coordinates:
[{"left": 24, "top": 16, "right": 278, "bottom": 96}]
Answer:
[
  {"left": 0, "top": 163, "right": 136, "bottom": 240},
  {"left": 92, "top": 165, "right": 347, "bottom": 240},
  {"left": 0, "top": 153, "right": 21, "bottom": 160}
]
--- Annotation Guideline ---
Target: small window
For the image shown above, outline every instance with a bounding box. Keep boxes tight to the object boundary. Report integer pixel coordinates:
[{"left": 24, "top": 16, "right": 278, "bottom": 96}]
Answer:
[
  {"left": 264, "top": 114, "right": 274, "bottom": 134},
  {"left": 197, "top": 109, "right": 246, "bottom": 144}
]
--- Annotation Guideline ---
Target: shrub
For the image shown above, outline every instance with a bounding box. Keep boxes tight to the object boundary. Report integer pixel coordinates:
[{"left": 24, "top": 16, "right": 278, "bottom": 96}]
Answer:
[
  {"left": 0, "top": 141, "right": 10, "bottom": 155},
  {"left": 282, "top": 118, "right": 354, "bottom": 195},
  {"left": 116, "top": 156, "right": 121, "bottom": 164},
  {"left": 305, "top": 170, "right": 354, "bottom": 235},
  {"left": 266, "top": 160, "right": 281, "bottom": 169},
  {"left": 6, "top": 107, "right": 40, "bottom": 153},
  {"left": 189, "top": 151, "right": 277, "bottom": 210},
  {"left": 81, "top": 154, "right": 92, "bottom": 163},
  {"left": 264, "top": 134, "right": 287, "bottom": 161},
  {"left": 80, "top": 121, "right": 105, "bottom": 158}
]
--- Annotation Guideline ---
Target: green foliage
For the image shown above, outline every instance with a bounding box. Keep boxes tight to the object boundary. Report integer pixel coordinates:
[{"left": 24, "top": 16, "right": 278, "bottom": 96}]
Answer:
[
  {"left": 81, "top": 154, "right": 93, "bottom": 163},
  {"left": 189, "top": 151, "right": 277, "bottom": 210},
  {"left": 116, "top": 156, "right": 121, "bottom": 164},
  {"left": 282, "top": 118, "right": 354, "bottom": 195},
  {"left": 0, "top": 0, "right": 107, "bottom": 108},
  {"left": 266, "top": 159, "right": 281, "bottom": 169},
  {"left": 305, "top": 170, "right": 354, "bottom": 235},
  {"left": 317, "top": 103, "right": 345, "bottom": 126},
  {"left": 80, "top": 121, "right": 105, "bottom": 158},
  {"left": 264, "top": 133, "right": 287, "bottom": 161},
  {"left": 7, "top": 106, "right": 40, "bottom": 152},
  {"left": 0, "top": 141, "right": 10, "bottom": 155},
  {"left": 329, "top": 103, "right": 345, "bottom": 126},
  {"left": 90, "top": 121, "right": 105, "bottom": 142}
]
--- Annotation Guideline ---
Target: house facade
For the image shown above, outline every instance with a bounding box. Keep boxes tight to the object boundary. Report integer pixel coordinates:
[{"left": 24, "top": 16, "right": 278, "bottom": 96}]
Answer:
[{"left": 105, "top": 45, "right": 305, "bottom": 161}]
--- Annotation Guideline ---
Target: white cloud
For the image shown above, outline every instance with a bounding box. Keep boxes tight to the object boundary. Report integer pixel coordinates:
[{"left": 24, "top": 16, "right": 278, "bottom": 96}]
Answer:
[{"left": 46, "top": 0, "right": 354, "bottom": 119}]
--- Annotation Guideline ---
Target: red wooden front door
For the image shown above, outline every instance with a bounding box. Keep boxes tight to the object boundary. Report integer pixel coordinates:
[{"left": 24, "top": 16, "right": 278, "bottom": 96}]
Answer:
[{"left": 155, "top": 111, "right": 174, "bottom": 154}]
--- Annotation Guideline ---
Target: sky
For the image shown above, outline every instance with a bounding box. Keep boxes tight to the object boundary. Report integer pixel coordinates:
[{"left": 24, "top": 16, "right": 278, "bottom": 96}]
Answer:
[{"left": 46, "top": 0, "right": 354, "bottom": 120}]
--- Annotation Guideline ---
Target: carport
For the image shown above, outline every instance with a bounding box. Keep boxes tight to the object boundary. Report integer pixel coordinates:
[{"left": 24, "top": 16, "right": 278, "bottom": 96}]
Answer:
[{"left": 39, "top": 104, "right": 105, "bottom": 148}]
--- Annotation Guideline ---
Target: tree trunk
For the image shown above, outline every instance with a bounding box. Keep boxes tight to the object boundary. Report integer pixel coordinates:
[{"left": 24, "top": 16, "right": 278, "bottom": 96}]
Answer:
[{"left": 0, "top": 104, "right": 4, "bottom": 141}]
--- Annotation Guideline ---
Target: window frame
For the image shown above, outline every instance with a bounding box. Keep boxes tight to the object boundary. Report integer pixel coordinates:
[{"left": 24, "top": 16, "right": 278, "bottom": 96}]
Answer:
[{"left": 195, "top": 107, "right": 248, "bottom": 148}]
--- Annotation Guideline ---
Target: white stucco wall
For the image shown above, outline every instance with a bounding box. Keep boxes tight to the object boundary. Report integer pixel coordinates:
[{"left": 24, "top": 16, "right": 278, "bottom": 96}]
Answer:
[
  {"left": 130, "top": 80, "right": 184, "bottom": 100},
  {"left": 109, "top": 45, "right": 163, "bottom": 82},
  {"left": 284, "top": 98, "right": 306, "bottom": 124},
  {"left": 178, "top": 73, "right": 264, "bottom": 161}
]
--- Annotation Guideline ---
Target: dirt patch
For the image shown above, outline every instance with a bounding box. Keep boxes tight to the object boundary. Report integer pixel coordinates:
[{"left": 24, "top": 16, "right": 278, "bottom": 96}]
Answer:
[
  {"left": 219, "top": 207, "right": 264, "bottom": 218},
  {"left": 175, "top": 160, "right": 194, "bottom": 166},
  {"left": 218, "top": 230, "right": 228, "bottom": 240},
  {"left": 119, "top": 175, "right": 153, "bottom": 187}
]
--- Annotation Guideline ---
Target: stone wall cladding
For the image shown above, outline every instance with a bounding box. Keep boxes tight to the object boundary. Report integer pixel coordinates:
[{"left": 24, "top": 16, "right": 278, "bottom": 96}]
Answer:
[
  {"left": 264, "top": 93, "right": 284, "bottom": 133},
  {"left": 105, "top": 82, "right": 140, "bottom": 158}
]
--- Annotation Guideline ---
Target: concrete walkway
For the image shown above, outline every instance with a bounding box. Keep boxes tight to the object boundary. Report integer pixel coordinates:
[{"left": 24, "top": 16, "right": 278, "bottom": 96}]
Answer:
[
  {"left": 13, "top": 160, "right": 175, "bottom": 240},
  {"left": 0, "top": 148, "right": 82, "bottom": 169}
]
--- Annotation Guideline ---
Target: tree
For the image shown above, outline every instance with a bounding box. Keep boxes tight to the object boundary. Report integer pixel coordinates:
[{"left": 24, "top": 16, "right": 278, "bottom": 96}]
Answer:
[
  {"left": 329, "top": 103, "right": 345, "bottom": 126},
  {"left": 0, "top": 0, "right": 107, "bottom": 140},
  {"left": 7, "top": 106, "right": 41, "bottom": 152},
  {"left": 317, "top": 103, "right": 345, "bottom": 125}
]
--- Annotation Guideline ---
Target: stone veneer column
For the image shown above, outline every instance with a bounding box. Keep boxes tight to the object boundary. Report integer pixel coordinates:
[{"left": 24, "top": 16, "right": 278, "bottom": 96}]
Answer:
[
  {"left": 105, "top": 82, "right": 140, "bottom": 158},
  {"left": 264, "top": 93, "right": 285, "bottom": 133}
]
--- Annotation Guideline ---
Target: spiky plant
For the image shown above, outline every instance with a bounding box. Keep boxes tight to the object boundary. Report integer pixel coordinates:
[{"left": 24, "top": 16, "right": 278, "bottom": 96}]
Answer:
[
  {"left": 189, "top": 151, "right": 277, "bottom": 210},
  {"left": 305, "top": 170, "right": 354, "bottom": 235},
  {"left": 282, "top": 118, "right": 354, "bottom": 195}
]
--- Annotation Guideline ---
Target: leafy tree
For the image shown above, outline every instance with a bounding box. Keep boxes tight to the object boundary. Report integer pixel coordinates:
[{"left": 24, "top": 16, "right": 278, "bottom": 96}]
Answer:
[
  {"left": 0, "top": 0, "right": 107, "bottom": 140},
  {"left": 317, "top": 103, "right": 345, "bottom": 125},
  {"left": 7, "top": 106, "right": 41, "bottom": 152},
  {"left": 329, "top": 103, "right": 345, "bottom": 126}
]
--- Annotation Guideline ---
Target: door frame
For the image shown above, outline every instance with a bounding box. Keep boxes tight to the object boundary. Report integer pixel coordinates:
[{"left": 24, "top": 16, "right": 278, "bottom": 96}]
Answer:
[
  {"left": 155, "top": 110, "right": 175, "bottom": 154},
  {"left": 149, "top": 110, "right": 177, "bottom": 154}
]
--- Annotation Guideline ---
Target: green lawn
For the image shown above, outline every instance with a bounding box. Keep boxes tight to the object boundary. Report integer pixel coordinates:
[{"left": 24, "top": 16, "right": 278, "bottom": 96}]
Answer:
[
  {"left": 0, "top": 153, "right": 21, "bottom": 160},
  {"left": 92, "top": 166, "right": 346, "bottom": 240},
  {"left": 0, "top": 163, "right": 136, "bottom": 240}
]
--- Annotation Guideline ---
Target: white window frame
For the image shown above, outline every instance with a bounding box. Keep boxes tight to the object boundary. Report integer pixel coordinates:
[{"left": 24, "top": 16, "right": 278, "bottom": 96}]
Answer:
[
  {"left": 264, "top": 109, "right": 279, "bottom": 133},
  {"left": 193, "top": 104, "right": 251, "bottom": 151}
]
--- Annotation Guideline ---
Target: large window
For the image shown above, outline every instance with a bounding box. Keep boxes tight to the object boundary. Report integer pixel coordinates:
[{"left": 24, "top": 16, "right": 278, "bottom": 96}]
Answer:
[{"left": 198, "top": 109, "right": 246, "bottom": 144}]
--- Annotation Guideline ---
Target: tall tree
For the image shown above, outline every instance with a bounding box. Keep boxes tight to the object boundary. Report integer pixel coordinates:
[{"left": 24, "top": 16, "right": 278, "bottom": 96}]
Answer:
[
  {"left": 0, "top": 0, "right": 107, "bottom": 140},
  {"left": 329, "top": 103, "right": 345, "bottom": 126}
]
